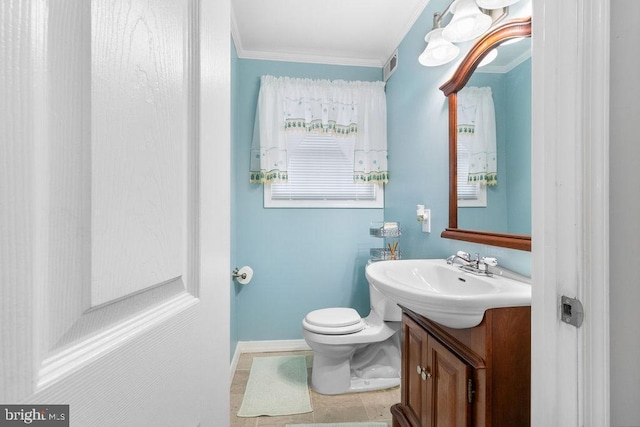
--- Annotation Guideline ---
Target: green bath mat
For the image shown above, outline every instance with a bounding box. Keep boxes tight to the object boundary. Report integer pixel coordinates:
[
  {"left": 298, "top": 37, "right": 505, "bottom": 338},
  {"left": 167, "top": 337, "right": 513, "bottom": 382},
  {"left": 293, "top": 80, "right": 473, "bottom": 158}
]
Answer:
[
  {"left": 237, "top": 355, "right": 312, "bottom": 417},
  {"left": 286, "top": 423, "right": 388, "bottom": 427}
]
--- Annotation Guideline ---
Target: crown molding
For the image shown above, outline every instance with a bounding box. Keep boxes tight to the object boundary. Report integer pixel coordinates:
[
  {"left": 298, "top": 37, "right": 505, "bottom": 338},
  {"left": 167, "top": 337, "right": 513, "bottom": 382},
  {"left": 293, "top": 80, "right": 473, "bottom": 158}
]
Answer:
[{"left": 230, "top": 0, "right": 429, "bottom": 68}]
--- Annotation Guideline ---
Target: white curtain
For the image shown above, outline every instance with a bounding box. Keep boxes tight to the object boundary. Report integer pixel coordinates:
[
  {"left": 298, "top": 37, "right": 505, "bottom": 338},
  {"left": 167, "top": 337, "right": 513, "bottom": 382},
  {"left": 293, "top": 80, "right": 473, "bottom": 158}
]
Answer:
[
  {"left": 249, "top": 75, "right": 388, "bottom": 184},
  {"left": 457, "top": 86, "right": 497, "bottom": 185}
]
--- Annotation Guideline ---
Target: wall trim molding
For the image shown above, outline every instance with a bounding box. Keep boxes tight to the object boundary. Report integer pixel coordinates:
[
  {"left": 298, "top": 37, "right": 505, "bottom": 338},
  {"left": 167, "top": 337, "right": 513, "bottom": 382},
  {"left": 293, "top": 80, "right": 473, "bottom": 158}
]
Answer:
[
  {"left": 230, "top": 340, "right": 311, "bottom": 381},
  {"left": 231, "top": 48, "right": 384, "bottom": 68}
]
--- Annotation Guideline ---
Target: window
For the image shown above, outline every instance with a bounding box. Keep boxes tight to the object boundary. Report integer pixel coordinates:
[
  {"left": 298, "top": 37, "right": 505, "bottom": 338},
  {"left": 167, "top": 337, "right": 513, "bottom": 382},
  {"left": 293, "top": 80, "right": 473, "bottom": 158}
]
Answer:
[
  {"left": 265, "top": 135, "right": 383, "bottom": 208},
  {"left": 457, "top": 141, "right": 486, "bottom": 207},
  {"left": 456, "top": 86, "right": 496, "bottom": 206},
  {"left": 250, "top": 76, "right": 388, "bottom": 205}
]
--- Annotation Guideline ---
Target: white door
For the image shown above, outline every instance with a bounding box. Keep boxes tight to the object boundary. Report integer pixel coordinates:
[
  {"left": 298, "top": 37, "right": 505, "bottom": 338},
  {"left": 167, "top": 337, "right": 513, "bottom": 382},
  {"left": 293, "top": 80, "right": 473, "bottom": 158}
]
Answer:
[
  {"left": 1, "top": 1, "right": 230, "bottom": 426},
  {"left": 532, "top": 0, "right": 609, "bottom": 426}
]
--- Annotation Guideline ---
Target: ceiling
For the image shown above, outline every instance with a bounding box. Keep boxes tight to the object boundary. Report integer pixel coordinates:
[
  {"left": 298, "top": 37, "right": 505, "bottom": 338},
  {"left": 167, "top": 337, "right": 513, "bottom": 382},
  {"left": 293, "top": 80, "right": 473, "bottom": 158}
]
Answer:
[
  {"left": 230, "top": 0, "right": 532, "bottom": 71},
  {"left": 230, "top": 0, "right": 430, "bottom": 68}
]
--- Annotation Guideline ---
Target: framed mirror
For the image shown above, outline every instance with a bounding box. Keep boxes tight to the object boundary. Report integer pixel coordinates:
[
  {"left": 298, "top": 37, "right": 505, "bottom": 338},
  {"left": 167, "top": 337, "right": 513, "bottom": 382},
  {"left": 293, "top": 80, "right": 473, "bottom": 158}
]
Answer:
[{"left": 440, "top": 17, "right": 531, "bottom": 251}]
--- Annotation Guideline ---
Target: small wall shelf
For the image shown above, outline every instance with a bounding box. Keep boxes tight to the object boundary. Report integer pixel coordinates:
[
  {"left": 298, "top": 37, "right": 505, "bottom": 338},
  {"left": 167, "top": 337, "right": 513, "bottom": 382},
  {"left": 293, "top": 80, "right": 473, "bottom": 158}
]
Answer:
[{"left": 369, "top": 221, "right": 402, "bottom": 262}]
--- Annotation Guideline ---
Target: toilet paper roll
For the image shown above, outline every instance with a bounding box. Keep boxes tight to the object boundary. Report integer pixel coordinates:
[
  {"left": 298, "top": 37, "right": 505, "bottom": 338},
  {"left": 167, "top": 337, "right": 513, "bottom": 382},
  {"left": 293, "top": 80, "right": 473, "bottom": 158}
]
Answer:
[{"left": 234, "top": 266, "right": 253, "bottom": 285}]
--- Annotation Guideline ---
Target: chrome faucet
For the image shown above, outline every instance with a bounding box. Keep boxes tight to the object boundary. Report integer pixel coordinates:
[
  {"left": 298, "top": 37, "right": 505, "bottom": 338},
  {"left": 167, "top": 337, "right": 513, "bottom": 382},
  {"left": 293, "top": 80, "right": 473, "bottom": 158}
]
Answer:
[
  {"left": 447, "top": 251, "right": 498, "bottom": 276},
  {"left": 446, "top": 251, "right": 472, "bottom": 266}
]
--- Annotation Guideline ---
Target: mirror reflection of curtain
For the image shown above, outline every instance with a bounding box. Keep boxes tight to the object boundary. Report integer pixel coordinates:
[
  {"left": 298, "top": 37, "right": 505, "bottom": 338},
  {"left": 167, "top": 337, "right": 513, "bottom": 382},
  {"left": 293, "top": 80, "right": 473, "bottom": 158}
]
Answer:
[
  {"left": 249, "top": 75, "right": 388, "bottom": 184},
  {"left": 457, "top": 86, "right": 497, "bottom": 185}
]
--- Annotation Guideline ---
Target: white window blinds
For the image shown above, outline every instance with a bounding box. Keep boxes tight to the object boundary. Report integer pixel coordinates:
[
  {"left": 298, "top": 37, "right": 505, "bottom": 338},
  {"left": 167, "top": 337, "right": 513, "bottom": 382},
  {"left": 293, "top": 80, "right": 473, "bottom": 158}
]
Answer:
[
  {"left": 457, "top": 141, "right": 486, "bottom": 207},
  {"left": 266, "top": 135, "right": 381, "bottom": 208}
]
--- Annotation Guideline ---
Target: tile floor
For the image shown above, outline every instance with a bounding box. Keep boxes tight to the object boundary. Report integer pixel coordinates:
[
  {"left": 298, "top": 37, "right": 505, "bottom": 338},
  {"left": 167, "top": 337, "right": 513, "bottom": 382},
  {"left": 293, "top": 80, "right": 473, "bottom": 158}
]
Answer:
[{"left": 230, "top": 350, "right": 399, "bottom": 427}]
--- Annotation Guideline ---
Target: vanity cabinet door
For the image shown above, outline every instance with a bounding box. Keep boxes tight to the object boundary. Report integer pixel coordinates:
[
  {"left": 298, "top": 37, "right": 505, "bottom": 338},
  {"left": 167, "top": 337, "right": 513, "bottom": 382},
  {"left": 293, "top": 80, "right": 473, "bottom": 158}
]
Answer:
[
  {"left": 427, "top": 337, "right": 472, "bottom": 427},
  {"left": 402, "top": 316, "right": 429, "bottom": 426},
  {"left": 400, "top": 314, "right": 472, "bottom": 427}
]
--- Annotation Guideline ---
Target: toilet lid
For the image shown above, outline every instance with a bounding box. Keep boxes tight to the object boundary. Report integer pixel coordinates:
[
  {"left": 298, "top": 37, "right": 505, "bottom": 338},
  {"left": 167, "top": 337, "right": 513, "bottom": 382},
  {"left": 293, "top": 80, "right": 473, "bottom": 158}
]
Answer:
[{"left": 303, "top": 308, "right": 365, "bottom": 335}]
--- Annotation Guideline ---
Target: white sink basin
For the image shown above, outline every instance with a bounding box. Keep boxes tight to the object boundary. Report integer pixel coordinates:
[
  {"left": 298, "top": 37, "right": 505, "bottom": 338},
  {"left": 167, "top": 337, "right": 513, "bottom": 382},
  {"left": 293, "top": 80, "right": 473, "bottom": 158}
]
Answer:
[{"left": 365, "top": 259, "right": 531, "bottom": 329}]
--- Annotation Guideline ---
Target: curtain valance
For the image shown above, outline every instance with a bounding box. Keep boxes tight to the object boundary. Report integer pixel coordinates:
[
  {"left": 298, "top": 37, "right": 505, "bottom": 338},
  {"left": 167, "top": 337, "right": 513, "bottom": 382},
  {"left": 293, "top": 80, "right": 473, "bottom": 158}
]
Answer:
[
  {"left": 250, "top": 75, "right": 388, "bottom": 184},
  {"left": 457, "top": 86, "right": 497, "bottom": 186}
]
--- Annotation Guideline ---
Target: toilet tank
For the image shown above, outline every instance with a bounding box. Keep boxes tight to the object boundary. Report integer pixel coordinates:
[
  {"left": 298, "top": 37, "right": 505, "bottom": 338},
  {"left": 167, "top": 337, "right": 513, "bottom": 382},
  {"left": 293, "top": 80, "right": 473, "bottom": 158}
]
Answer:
[{"left": 369, "top": 283, "right": 402, "bottom": 321}]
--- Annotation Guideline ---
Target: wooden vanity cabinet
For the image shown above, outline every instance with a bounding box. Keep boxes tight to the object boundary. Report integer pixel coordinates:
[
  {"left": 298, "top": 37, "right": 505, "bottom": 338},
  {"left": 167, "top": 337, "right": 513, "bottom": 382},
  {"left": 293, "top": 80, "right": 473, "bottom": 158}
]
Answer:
[
  {"left": 392, "top": 306, "right": 531, "bottom": 427},
  {"left": 402, "top": 317, "right": 472, "bottom": 427}
]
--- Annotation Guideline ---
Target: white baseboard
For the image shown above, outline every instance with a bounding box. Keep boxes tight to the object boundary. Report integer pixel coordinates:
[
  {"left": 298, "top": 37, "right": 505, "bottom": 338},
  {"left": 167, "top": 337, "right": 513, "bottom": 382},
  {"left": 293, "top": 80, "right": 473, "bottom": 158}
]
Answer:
[{"left": 230, "top": 339, "right": 311, "bottom": 382}]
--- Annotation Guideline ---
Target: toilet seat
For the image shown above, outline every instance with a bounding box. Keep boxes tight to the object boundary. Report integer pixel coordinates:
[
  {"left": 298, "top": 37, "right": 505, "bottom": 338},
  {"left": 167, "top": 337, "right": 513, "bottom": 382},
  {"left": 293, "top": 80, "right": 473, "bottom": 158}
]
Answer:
[{"left": 303, "top": 308, "right": 365, "bottom": 335}]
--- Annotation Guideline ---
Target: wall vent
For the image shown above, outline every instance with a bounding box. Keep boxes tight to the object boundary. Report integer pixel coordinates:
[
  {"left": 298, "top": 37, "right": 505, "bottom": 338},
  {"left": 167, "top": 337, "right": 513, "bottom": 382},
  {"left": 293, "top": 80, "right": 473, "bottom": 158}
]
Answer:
[{"left": 383, "top": 50, "right": 398, "bottom": 82}]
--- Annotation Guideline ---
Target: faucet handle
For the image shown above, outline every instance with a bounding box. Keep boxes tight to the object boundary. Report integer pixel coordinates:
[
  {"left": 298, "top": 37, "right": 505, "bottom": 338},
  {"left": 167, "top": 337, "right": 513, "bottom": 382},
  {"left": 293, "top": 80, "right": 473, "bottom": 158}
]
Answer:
[
  {"left": 482, "top": 257, "right": 498, "bottom": 267},
  {"left": 456, "top": 251, "right": 470, "bottom": 261}
]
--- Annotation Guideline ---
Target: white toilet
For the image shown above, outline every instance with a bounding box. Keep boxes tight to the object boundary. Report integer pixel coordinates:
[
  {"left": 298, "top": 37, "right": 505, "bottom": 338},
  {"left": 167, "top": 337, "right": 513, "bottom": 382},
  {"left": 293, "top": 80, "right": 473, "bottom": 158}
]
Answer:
[{"left": 302, "top": 283, "right": 402, "bottom": 395}]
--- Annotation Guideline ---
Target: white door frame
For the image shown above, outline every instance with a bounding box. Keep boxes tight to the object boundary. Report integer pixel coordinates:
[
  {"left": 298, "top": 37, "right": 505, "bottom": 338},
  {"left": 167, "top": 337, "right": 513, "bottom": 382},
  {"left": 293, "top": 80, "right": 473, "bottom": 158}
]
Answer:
[
  {"left": 198, "top": 0, "right": 232, "bottom": 424},
  {"left": 531, "top": 1, "right": 610, "bottom": 426}
]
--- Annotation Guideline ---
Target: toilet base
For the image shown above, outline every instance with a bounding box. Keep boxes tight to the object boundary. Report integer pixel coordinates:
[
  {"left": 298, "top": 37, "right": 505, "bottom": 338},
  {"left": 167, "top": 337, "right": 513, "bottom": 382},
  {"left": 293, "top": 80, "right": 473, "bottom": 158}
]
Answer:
[
  {"left": 348, "top": 376, "right": 400, "bottom": 394},
  {"left": 310, "top": 363, "right": 400, "bottom": 395},
  {"left": 309, "top": 332, "right": 401, "bottom": 395}
]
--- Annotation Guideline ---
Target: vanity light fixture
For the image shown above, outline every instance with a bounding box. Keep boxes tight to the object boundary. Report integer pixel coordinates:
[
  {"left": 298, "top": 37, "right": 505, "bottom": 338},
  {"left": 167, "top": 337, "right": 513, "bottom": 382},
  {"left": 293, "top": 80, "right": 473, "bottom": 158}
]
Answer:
[
  {"left": 500, "top": 35, "right": 525, "bottom": 45},
  {"left": 476, "top": 0, "right": 524, "bottom": 8},
  {"left": 477, "top": 48, "right": 498, "bottom": 66},
  {"left": 442, "top": 0, "right": 493, "bottom": 43},
  {"left": 418, "top": 0, "right": 521, "bottom": 67},
  {"left": 418, "top": 14, "right": 460, "bottom": 67}
]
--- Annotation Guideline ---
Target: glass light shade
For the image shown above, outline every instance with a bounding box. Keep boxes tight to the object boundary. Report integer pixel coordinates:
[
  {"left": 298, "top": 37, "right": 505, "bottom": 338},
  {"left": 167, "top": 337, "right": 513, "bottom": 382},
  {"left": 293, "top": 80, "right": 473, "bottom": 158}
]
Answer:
[
  {"left": 419, "top": 28, "right": 460, "bottom": 67},
  {"left": 442, "top": 0, "right": 493, "bottom": 43},
  {"left": 500, "top": 36, "right": 525, "bottom": 46},
  {"left": 477, "top": 48, "right": 498, "bottom": 67},
  {"left": 476, "top": 0, "right": 523, "bottom": 9}
]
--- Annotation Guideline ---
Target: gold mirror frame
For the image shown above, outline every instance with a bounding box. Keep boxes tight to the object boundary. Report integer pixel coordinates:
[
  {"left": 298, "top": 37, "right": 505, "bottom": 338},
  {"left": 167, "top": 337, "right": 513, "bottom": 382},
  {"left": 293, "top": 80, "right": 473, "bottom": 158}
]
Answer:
[{"left": 440, "top": 17, "right": 532, "bottom": 251}]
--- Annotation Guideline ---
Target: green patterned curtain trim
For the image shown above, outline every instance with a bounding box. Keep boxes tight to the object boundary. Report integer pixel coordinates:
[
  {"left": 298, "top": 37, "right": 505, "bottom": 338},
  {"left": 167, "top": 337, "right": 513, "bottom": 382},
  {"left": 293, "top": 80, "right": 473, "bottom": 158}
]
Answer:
[
  {"left": 285, "top": 118, "right": 358, "bottom": 136},
  {"left": 457, "top": 125, "right": 475, "bottom": 135},
  {"left": 354, "top": 171, "right": 389, "bottom": 184},
  {"left": 251, "top": 170, "right": 388, "bottom": 184},
  {"left": 468, "top": 172, "right": 497, "bottom": 186},
  {"left": 249, "top": 169, "right": 288, "bottom": 184}
]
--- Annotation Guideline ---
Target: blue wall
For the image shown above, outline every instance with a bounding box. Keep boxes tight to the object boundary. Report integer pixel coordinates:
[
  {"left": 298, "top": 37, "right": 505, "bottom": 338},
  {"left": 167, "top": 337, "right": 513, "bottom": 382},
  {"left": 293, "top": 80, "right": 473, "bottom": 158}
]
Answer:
[
  {"left": 458, "top": 72, "right": 509, "bottom": 233},
  {"left": 382, "top": 0, "right": 530, "bottom": 273},
  {"left": 232, "top": 58, "right": 383, "bottom": 341},
  {"left": 458, "top": 57, "right": 532, "bottom": 235},
  {"left": 231, "top": 0, "right": 532, "bottom": 347},
  {"left": 505, "top": 58, "right": 532, "bottom": 235},
  {"left": 383, "top": 0, "right": 531, "bottom": 274},
  {"left": 382, "top": 0, "right": 456, "bottom": 262}
]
